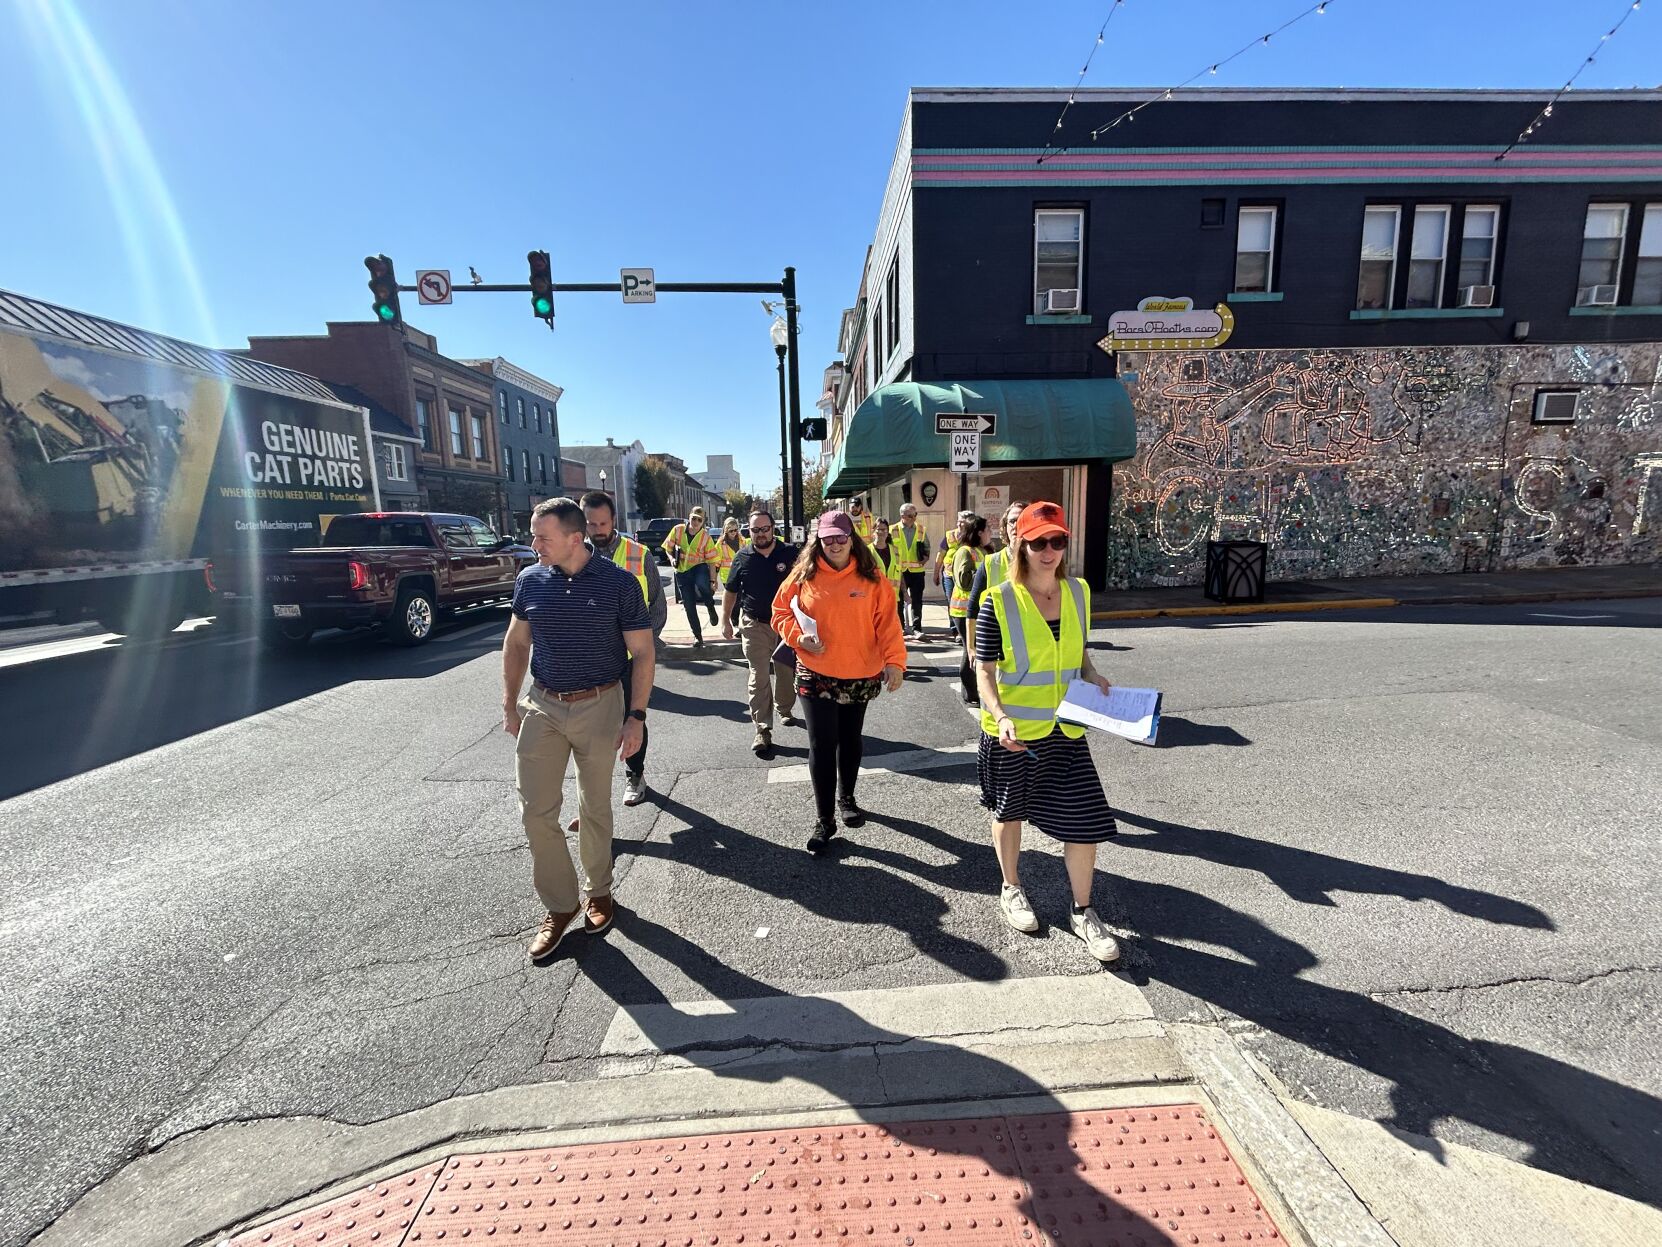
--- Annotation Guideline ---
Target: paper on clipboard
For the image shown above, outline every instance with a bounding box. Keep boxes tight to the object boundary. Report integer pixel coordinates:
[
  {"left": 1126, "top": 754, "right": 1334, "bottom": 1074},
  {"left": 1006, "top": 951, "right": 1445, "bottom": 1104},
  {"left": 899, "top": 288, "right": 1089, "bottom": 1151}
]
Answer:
[
  {"left": 790, "top": 596, "right": 819, "bottom": 642},
  {"left": 1057, "top": 681, "right": 1162, "bottom": 745}
]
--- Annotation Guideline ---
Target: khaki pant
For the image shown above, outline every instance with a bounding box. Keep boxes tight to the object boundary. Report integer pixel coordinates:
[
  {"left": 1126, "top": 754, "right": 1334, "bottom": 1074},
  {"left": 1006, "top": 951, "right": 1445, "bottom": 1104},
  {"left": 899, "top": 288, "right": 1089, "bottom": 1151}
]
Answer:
[
  {"left": 740, "top": 614, "right": 796, "bottom": 729},
  {"left": 514, "top": 683, "right": 623, "bottom": 914}
]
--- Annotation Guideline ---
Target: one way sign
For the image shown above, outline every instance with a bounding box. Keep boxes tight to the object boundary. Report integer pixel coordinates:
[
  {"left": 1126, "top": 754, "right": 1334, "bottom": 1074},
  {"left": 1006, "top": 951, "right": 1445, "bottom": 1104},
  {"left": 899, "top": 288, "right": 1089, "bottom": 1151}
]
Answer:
[{"left": 935, "top": 412, "right": 996, "bottom": 436}]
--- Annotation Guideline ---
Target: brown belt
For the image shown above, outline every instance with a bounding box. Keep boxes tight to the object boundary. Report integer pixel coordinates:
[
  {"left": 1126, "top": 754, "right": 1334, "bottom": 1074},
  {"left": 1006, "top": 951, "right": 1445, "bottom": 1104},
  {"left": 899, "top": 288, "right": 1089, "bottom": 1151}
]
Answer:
[{"left": 533, "top": 679, "right": 619, "bottom": 703}]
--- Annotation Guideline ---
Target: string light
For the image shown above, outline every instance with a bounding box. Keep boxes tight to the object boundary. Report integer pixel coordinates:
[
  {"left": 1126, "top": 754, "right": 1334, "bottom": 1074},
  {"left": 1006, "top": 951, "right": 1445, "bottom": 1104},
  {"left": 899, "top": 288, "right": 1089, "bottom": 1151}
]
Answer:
[
  {"left": 1496, "top": 0, "right": 1647, "bottom": 160},
  {"left": 1036, "top": 0, "right": 1128, "bottom": 166},
  {"left": 1083, "top": 0, "right": 1342, "bottom": 143}
]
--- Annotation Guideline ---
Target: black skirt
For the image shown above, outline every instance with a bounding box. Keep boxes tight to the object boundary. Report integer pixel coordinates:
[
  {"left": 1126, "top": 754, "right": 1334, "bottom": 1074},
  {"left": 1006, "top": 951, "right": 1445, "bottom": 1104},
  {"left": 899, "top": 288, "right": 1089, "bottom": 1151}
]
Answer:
[{"left": 977, "top": 727, "right": 1118, "bottom": 843}]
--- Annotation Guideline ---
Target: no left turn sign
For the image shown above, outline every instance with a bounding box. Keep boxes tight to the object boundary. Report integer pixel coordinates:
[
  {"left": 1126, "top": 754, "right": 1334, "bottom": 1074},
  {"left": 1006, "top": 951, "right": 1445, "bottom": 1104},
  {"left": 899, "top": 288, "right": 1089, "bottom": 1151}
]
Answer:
[{"left": 416, "top": 270, "right": 453, "bottom": 305}]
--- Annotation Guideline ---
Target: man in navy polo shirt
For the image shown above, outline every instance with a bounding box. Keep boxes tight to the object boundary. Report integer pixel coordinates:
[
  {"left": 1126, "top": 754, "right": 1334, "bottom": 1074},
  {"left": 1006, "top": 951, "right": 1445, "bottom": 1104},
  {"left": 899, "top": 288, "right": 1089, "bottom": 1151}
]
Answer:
[{"left": 503, "top": 497, "right": 653, "bottom": 961}]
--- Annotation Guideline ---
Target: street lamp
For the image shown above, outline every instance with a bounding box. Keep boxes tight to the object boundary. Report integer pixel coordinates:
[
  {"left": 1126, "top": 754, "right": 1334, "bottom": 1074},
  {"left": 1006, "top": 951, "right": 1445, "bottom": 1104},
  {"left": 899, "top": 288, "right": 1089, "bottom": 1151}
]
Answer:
[{"left": 770, "top": 315, "right": 790, "bottom": 524}]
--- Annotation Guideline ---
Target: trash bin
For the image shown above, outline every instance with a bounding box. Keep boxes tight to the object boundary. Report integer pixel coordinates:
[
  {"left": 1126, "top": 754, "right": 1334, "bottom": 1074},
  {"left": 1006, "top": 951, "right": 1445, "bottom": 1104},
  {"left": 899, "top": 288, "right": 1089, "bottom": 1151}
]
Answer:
[{"left": 1203, "top": 539, "right": 1268, "bottom": 604}]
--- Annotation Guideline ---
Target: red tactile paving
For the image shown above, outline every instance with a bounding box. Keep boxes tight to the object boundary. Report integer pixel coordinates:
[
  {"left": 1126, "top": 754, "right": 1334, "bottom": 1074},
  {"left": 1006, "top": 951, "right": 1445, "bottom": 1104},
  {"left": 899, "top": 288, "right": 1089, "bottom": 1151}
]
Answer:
[
  {"left": 232, "top": 1105, "right": 1284, "bottom": 1247},
  {"left": 226, "top": 1162, "right": 443, "bottom": 1247}
]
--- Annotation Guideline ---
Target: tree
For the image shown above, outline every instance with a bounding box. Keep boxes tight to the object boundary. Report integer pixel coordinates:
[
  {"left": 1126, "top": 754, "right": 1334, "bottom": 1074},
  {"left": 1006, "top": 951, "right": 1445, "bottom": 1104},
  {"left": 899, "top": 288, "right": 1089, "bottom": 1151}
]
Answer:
[
  {"left": 801, "top": 463, "right": 828, "bottom": 522},
  {"left": 722, "top": 487, "right": 751, "bottom": 519},
  {"left": 634, "top": 461, "right": 671, "bottom": 519}
]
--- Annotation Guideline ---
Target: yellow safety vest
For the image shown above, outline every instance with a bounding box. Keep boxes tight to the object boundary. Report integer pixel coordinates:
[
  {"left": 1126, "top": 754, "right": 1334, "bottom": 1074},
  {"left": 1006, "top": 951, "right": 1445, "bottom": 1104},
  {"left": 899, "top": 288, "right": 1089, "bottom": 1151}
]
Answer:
[
  {"left": 948, "top": 546, "right": 984, "bottom": 617},
  {"left": 874, "top": 542, "right": 903, "bottom": 583},
  {"left": 978, "top": 579, "right": 1090, "bottom": 741},
  {"left": 608, "top": 536, "right": 652, "bottom": 604},
  {"left": 892, "top": 524, "right": 928, "bottom": 573},
  {"left": 849, "top": 512, "right": 874, "bottom": 542},
  {"left": 984, "top": 548, "right": 1010, "bottom": 592},
  {"left": 714, "top": 537, "right": 743, "bottom": 583},
  {"left": 665, "top": 523, "right": 715, "bottom": 573}
]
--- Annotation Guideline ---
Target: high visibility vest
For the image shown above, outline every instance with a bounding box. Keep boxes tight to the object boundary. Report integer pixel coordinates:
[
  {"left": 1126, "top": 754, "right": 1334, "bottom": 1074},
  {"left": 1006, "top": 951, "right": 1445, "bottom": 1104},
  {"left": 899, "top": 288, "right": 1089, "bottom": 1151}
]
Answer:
[
  {"left": 984, "top": 548, "right": 1010, "bottom": 593},
  {"left": 948, "top": 546, "right": 984, "bottom": 617},
  {"left": 714, "top": 537, "right": 743, "bottom": 582},
  {"left": 892, "top": 524, "right": 927, "bottom": 573},
  {"left": 940, "top": 536, "right": 959, "bottom": 576},
  {"left": 978, "top": 578, "right": 1090, "bottom": 741},
  {"left": 850, "top": 512, "right": 874, "bottom": 542},
  {"left": 874, "top": 542, "right": 902, "bottom": 583},
  {"left": 609, "top": 536, "right": 652, "bottom": 603},
  {"left": 665, "top": 523, "right": 715, "bottom": 573}
]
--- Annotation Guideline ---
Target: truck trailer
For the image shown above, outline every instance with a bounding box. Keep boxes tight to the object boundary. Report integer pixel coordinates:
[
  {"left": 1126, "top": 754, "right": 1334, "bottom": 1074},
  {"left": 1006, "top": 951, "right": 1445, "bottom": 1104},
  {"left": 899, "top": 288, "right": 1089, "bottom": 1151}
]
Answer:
[{"left": 0, "top": 288, "right": 380, "bottom": 636}]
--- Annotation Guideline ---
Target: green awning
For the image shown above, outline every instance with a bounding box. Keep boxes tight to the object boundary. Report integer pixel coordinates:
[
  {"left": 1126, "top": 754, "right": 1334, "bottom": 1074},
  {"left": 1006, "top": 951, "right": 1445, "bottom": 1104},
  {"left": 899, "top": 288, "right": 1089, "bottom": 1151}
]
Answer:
[{"left": 824, "top": 379, "right": 1137, "bottom": 496}]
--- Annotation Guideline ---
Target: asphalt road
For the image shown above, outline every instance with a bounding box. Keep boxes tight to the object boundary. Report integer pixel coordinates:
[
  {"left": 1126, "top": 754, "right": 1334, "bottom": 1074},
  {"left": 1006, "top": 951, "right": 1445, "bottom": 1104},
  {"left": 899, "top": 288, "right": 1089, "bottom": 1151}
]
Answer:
[{"left": 1, "top": 595, "right": 1658, "bottom": 1243}]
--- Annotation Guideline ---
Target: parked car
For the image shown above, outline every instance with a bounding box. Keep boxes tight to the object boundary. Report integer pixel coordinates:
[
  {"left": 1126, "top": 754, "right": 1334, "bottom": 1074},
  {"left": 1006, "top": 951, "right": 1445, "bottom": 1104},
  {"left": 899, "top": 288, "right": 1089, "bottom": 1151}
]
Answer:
[
  {"left": 210, "top": 511, "right": 534, "bottom": 648},
  {"left": 636, "top": 517, "right": 682, "bottom": 565}
]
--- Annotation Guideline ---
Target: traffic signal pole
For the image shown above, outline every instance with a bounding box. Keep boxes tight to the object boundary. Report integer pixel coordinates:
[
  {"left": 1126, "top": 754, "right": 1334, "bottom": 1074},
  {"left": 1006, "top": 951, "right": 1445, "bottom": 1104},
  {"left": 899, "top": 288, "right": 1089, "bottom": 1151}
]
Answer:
[{"left": 386, "top": 268, "right": 808, "bottom": 532}]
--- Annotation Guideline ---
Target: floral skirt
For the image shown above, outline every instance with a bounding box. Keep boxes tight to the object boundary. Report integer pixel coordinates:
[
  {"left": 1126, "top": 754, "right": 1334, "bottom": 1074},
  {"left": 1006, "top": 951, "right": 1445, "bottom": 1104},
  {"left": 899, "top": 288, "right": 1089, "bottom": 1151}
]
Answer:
[{"left": 796, "top": 663, "right": 882, "bottom": 704}]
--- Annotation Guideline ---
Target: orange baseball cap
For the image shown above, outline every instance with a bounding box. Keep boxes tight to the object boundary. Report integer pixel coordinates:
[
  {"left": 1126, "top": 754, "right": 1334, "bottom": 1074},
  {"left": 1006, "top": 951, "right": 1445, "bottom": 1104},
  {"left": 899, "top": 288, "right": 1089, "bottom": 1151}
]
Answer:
[{"left": 1015, "top": 501, "right": 1068, "bottom": 541}]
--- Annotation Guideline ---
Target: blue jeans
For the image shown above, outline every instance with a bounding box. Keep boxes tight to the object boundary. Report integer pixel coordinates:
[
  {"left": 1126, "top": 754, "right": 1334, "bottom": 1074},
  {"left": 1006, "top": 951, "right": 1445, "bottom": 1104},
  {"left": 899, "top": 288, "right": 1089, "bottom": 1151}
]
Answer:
[{"left": 675, "top": 566, "right": 716, "bottom": 637}]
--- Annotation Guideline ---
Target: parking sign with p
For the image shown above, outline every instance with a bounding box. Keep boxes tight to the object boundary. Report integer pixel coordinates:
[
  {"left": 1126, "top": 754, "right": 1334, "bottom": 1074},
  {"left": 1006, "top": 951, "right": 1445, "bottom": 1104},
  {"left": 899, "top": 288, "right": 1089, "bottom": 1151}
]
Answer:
[{"left": 620, "top": 268, "right": 656, "bottom": 304}]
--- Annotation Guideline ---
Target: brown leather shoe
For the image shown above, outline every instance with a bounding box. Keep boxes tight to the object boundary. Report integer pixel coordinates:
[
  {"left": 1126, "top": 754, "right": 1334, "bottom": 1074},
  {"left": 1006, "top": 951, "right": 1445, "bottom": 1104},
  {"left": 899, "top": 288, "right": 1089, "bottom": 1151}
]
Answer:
[
  {"left": 528, "top": 908, "right": 580, "bottom": 961},
  {"left": 583, "top": 893, "right": 615, "bottom": 934}
]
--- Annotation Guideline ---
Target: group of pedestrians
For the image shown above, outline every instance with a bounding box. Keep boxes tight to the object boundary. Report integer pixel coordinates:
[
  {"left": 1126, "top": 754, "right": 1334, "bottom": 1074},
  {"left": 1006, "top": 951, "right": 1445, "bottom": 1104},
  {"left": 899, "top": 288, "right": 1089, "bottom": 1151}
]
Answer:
[{"left": 502, "top": 495, "right": 1122, "bottom": 967}]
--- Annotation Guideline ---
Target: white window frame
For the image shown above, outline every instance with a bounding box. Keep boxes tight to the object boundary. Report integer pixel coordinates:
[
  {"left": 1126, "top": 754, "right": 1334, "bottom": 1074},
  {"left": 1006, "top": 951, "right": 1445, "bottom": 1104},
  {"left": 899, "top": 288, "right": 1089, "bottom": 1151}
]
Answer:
[
  {"left": 1234, "top": 206, "right": 1278, "bottom": 293},
  {"left": 1357, "top": 205, "right": 1401, "bottom": 310},
  {"left": 1633, "top": 203, "right": 1662, "bottom": 305},
  {"left": 1532, "top": 390, "right": 1580, "bottom": 425},
  {"left": 470, "top": 413, "right": 485, "bottom": 460},
  {"left": 1406, "top": 204, "right": 1451, "bottom": 309},
  {"left": 1033, "top": 208, "right": 1085, "bottom": 316},
  {"left": 517, "top": 397, "right": 526, "bottom": 428},
  {"left": 1579, "top": 203, "right": 1629, "bottom": 302},
  {"left": 521, "top": 449, "right": 531, "bottom": 482},
  {"left": 448, "top": 407, "right": 464, "bottom": 457},
  {"left": 1458, "top": 205, "right": 1500, "bottom": 292},
  {"left": 383, "top": 442, "right": 408, "bottom": 482},
  {"left": 498, "top": 391, "right": 508, "bottom": 423}
]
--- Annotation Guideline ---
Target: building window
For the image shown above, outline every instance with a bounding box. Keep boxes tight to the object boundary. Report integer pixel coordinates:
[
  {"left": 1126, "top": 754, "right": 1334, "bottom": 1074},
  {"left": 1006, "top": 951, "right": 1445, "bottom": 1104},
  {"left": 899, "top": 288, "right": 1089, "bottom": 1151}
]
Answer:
[
  {"left": 1356, "top": 206, "right": 1400, "bottom": 310},
  {"left": 517, "top": 397, "right": 526, "bottom": 428},
  {"left": 1533, "top": 390, "right": 1579, "bottom": 424},
  {"left": 1033, "top": 208, "right": 1084, "bottom": 315},
  {"left": 1458, "top": 205, "right": 1500, "bottom": 301},
  {"left": 533, "top": 403, "right": 541, "bottom": 433},
  {"left": 1200, "top": 198, "right": 1225, "bottom": 229},
  {"left": 470, "top": 413, "right": 485, "bottom": 459},
  {"left": 1635, "top": 204, "right": 1662, "bottom": 306},
  {"left": 498, "top": 391, "right": 508, "bottom": 423},
  {"left": 1578, "top": 204, "right": 1628, "bottom": 306},
  {"left": 504, "top": 445, "right": 515, "bottom": 481},
  {"left": 1234, "top": 206, "right": 1277, "bottom": 293},
  {"left": 416, "top": 398, "right": 436, "bottom": 452},
  {"left": 537, "top": 453, "right": 547, "bottom": 484},
  {"left": 382, "top": 442, "right": 408, "bottom": 481},
  {"left": 448, "top": 406, "right": 464, "bottom": 457},
  {"left": 1405, "top": 205, "right": 1450, "bottom": 308},
  {"left": 885, "top": 255, "right": 900, "bottom": 358},
  {"left": 521, "top": 450, "right": 531, "bottom": 483}
]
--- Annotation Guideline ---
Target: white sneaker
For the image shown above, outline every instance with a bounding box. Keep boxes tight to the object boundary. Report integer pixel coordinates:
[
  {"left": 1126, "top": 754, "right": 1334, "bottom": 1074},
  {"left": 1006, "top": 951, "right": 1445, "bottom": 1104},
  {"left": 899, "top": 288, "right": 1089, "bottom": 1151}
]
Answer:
[
  {"left": 1070, "top": 906, "right": 1122, "bottom": 963},
  {"left": 623, "top": 774, "right": 648, "bottom": 806},
  {"left": 999, "top": 884, "right": 1040, "bottom": 933}
]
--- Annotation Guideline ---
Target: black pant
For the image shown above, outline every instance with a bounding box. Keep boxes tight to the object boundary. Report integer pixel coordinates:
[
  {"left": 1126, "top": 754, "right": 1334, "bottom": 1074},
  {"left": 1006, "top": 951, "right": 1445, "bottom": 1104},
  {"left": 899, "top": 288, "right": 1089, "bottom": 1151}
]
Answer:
[
  {"left": 800, "top": 694, "right": 869, "bottom": 826},
  {"left": 900, "top": 571, "right": 926, "bottom": 630},
  {"left": 952, "top": 615, "right": 978, "bottom": 702},
  {"left": 624, "top": 657, "right": 647, "bottom": 777},
  {"left": 676, "top": 567, "right": 715, "bottom": 637}
]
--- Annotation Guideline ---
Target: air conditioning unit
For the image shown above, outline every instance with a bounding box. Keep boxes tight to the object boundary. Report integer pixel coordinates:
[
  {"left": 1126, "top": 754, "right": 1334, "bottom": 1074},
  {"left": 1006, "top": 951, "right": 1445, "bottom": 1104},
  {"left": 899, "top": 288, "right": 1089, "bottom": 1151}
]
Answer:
[
  {"left": 1043, "top": 288, "right": 1082, "bottom": 313},
  {"left": 1576, "top": 284, "right": 1619, "bottom": 307},
  {"left": 1458, "top": 285, "right": 1495, "bottom": 308}
]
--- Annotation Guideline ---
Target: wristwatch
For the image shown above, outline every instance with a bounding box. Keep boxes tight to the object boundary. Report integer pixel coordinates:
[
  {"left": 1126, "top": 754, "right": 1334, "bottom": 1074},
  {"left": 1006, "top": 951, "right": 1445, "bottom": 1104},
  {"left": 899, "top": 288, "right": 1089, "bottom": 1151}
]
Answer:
[{"left": 628, "top": 709, "right": 647, "bottom": 722}]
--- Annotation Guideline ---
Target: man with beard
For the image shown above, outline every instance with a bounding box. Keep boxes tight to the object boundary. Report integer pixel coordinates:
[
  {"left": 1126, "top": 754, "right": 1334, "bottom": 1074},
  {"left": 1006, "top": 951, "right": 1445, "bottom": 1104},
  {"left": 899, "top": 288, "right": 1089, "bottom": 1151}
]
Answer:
[{"left": 721, "top": 508, "right": 801, "bottom": 759}]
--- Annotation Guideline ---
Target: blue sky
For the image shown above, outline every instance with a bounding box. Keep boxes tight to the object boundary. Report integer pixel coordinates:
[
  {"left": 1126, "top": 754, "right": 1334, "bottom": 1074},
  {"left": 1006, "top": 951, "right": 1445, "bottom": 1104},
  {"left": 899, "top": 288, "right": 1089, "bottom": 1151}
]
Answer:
[{"left": 2, "top": 0, "right": 1654, "bottom": 496}]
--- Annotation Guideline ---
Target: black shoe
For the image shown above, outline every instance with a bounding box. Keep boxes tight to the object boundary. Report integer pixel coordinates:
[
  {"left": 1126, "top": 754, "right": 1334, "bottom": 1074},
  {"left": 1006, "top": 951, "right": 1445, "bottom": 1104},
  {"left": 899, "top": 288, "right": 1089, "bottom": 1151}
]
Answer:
[
  {"left": 837, "top": 796, "right": 866, "bottom": 828},
  {"left": 694, "top": 638, "right": 704, "bottom": 648},
  {"left": 807, "top": 819, "right": 837, "bottom": 855},
  {"left": 959, "top": 685, "right": 977, "bottom": 705}
]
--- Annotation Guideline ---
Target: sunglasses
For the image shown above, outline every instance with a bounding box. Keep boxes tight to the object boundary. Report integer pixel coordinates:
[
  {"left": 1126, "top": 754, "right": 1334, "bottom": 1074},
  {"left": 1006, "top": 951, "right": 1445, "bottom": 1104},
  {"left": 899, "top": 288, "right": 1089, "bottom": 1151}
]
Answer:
[
  {"left": 820, "top": 534, "right": 851, "bottom": 547},
  {"left": 1025, "top": 535, "right": 1069, "bottom": 552}
]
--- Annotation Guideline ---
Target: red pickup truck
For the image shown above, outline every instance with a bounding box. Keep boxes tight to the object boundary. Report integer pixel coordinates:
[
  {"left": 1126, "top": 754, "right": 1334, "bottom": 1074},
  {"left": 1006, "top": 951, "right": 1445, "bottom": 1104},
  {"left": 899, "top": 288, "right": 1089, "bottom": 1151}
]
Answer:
[{"left": 210, "top": 512, "right": 534, "bottom": 648}]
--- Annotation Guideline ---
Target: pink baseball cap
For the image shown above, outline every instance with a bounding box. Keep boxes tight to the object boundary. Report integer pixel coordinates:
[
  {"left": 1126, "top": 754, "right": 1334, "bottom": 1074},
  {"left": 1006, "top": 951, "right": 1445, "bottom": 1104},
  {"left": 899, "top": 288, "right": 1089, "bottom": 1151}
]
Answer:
[{"left": 816, "top": 511, "right": 854, "bottom": 539}]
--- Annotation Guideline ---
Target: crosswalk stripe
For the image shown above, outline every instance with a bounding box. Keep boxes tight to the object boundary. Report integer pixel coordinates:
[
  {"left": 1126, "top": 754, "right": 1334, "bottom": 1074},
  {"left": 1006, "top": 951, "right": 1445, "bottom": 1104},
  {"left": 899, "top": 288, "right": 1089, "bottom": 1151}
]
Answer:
[{"left": 765, "top": 743, "right": 977, "bottom": 784}]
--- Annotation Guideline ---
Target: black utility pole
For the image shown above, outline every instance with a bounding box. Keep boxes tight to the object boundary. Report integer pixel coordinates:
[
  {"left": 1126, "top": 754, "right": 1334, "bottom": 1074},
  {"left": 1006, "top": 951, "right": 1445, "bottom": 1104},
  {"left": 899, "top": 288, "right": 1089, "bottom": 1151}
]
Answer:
[
  {"left": 783, "top": 266, "right": 805, "bottom": 531},
  {"left": 774, "top": 343, "right": 790, "bottom": 523}
]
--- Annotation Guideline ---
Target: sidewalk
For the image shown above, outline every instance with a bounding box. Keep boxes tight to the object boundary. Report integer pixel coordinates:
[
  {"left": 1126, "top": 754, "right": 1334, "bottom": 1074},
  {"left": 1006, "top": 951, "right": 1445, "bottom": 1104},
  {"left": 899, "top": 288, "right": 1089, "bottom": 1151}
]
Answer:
[
  {"left": 58, "top": 976, "right": 1662, "bottom": 1247},
  {"left": 1099, "top": 561, "right": 1662, "bottom": 621}
]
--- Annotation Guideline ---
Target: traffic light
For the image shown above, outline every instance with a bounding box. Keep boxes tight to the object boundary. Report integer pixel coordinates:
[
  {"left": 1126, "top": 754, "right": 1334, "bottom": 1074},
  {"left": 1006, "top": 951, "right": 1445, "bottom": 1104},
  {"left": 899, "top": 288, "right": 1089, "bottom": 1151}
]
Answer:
[
  {"left": 527, "top": 250, "right": 554, "bottom": 322},
  {"left": 364, "top": 255, "right": 402, "bottom": 326},
  {"left": 799, "top": 417, "right": 828, "bottom": 442}
]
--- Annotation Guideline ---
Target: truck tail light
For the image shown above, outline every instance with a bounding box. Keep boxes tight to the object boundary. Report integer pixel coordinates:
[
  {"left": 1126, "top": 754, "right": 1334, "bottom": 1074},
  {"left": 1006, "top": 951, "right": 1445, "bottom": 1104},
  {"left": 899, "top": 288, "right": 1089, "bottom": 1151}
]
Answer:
[
  {"left": 203, "top": 561, "right": 216, "bottom": 593},
  {"left": 348, "top": 561, "right": 372, "bottom": 591}
]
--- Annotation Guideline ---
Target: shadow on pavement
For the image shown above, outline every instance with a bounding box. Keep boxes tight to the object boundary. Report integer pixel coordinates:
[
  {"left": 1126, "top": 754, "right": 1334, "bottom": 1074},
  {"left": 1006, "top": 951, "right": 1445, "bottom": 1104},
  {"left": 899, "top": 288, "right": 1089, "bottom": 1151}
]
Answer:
[
  {"left": 1149, "top": 716, "right": 1253, "bottom": 749},
  {"left": 0, "top": 610, "right": 511, "bottom": 801}
]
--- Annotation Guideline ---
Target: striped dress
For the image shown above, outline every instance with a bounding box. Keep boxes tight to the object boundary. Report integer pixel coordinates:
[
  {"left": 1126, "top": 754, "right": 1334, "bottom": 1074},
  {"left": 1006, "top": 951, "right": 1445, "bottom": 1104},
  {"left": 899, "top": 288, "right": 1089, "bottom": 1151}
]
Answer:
[{"left": 974, "top": 599, "right": 1118, "bottom": 844}]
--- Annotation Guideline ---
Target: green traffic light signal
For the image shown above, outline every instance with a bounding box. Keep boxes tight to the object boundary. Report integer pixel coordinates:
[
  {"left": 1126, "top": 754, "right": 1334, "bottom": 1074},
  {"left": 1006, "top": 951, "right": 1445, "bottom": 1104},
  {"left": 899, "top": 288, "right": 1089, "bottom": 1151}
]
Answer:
[
  {"left": 376, "top": 303, "right": 396, "bottom": 322},
  {"left": 533, "top": 295, "right": 553, "bottom": 317},
  {"left": 364, "top": 254, "right": 402, "bottom": 327}
]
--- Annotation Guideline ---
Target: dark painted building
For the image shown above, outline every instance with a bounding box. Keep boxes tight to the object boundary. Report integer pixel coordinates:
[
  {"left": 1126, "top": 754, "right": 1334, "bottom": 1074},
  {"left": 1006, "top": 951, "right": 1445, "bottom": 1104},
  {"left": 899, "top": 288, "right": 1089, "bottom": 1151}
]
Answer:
[
  {"left": 827, "top": 87, "right": 1662, "bottom": 589},
  {"left": 463, "top": 357, "right": 564, "bottom": 537}
]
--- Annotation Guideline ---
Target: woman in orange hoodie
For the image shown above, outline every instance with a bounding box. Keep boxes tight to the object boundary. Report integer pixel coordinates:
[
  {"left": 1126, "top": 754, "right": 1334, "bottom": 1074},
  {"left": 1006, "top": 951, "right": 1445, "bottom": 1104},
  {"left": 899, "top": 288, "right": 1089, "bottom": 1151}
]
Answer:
[{"left": 771, "top": 510, "right": 907, "bottom": 854}]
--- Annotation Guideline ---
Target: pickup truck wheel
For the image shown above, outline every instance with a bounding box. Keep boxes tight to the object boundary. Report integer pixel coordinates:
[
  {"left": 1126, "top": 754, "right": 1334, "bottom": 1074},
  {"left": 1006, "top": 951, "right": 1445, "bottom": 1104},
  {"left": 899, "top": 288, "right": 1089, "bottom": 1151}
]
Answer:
[
  {"left": 259, "top": 620, "right": 313, "bottom": 651},
  {"left": 389, "top": 586, "right": 436, "bottom": 646}
]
